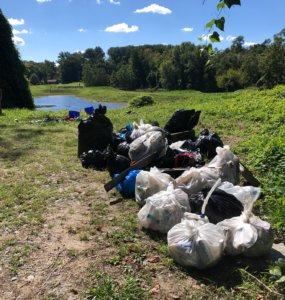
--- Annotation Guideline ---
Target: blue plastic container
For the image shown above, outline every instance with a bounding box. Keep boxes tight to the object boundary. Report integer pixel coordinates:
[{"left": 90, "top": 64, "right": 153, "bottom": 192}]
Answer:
[
  {"left": 69, "top": 110, "right": 80, "bottom": 118},
  {"left": 84, "top": 106, "right": 94, "bottom": 115}
]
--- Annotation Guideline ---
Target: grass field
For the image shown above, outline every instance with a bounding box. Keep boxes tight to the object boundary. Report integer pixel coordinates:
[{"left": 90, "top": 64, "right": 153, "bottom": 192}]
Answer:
[{"left": 0, "top": 85, "right": 284, "bottom": 299}]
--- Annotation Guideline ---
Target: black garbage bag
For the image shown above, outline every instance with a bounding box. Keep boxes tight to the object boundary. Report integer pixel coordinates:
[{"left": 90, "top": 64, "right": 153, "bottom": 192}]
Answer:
[
  {"left": 112, "top": 134, "right": 125, "bottom": 150},
  {"left": 116, "top": 141, "right": 130, "bottom": 158},
  {"left": 104, "top": 146, "right": 130, "bottom": 177},
  {"left": 164, "top": 109, "right": 201, "bottom": 134},
  {"left": 195, "top": 129, "right": 223, "bottom": 159},
  {"left": 80, "top": 149, "right": 106, "bottom": 169},
  {"left": 156, "top": 147, "right": 175, "bottom": 168},
  {"left": 78, "top": 105, "right": 113, "bottom": 157},
  {"left": 189, "top": 189, "right": 243, "bottom": 224},
  {"left": 181, "top": 139, "right": 197, "bottom": 151}
]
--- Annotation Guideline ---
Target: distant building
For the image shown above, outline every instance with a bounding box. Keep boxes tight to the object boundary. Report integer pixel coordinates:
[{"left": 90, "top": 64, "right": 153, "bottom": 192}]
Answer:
[{"left": 47, "top": 79, "right": 59, "bottom": 84}]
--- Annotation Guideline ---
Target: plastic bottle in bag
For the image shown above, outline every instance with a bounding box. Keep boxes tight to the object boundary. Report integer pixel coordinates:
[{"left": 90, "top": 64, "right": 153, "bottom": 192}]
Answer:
[
  {"left": 135, "top": 167, "right": 174, "bottom": 206},
  {"left": 137, "top": 183, "right": 190, "bottom": 233},
  {"left": 167, "top": 212, "right": 225, "bottom": 269}
]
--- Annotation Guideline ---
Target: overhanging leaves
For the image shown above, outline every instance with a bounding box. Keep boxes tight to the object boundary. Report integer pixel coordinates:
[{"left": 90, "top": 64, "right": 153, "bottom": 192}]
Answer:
[
  {"left": 215, "top": 17, "right": 225, "bottom": 31},
  {"left": 224, "top": 0, "right": 241, "bottom": 9},
  {"left": 207, "top": 43, "right": 213, "bottom": 55},
  {"left": 206, "top": 19, "right": 215, "bottom": 29},
  {"left": 209, "top": 31, "right": 220, "bottom": 43},
  {"left": 217, "top": 2, "right": 225, "bottom": 10}
]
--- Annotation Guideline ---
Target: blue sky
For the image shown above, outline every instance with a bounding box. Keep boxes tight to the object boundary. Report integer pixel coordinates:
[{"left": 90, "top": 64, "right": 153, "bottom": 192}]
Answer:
[{"left": 1, "top": 0, "right": 285, "bottom": 62}]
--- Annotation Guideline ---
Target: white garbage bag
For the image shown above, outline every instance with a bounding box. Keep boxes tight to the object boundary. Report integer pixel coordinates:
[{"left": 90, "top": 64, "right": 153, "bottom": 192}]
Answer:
[
  {"left": 130, "top": 120, "right": 160, "bottom": 140},
  {"left": 129, "top": 130, "right": 167, "bottom": 162},
  {"left": 167, "top": 213, "right": 225, "bottom": 269},
  {"left": 217, "top": 196, "right": 273, "bottom": 257},
  {"left": 174, "top": 145, "right": 239, "bottom": 196},
  {"left": 175, "top": 166, "right": 219, "bottom": 196},
  {"left": 217, "top": 181, "right": 261, "bottom": 205},
  {"left": 137, "top": 184, "right": 190, "bottom": 233},
  {"left": 135, "top": 167, "right": 174, "bottom": 206},
  {"left": 207, "top": 145, "right": 240, "bottom": 185}
]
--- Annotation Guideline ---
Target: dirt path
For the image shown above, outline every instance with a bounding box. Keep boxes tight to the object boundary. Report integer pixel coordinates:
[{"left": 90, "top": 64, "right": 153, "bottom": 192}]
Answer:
[
  {"left": 0, "top": 180, "right": 107, "bottom": 300},
  {"left": 1, "top": 200, "right": 92, "bottom": 299}
]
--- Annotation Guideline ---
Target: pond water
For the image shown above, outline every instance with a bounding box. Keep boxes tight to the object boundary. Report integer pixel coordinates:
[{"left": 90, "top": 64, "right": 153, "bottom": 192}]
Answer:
[{"left": 35, "top": 95, "right": 126, "bottom": 111}]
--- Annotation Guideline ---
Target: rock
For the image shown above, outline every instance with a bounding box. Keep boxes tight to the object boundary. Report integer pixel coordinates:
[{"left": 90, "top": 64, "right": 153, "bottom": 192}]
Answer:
[
  {"left": 270, "top": 243, "right": 285, "bottom": 261},
  {"left": 27, "top": 275, "right": 35, "bottom": 282}
]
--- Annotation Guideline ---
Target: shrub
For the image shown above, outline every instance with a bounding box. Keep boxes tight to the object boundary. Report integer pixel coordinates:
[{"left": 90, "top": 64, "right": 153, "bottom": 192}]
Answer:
[{"left": 129, "top": 95, "right": 154, "bottom": 108}]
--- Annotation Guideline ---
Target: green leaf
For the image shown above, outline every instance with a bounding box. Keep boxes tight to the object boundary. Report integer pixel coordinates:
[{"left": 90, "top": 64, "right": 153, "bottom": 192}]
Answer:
[
  {"left": 207, "top": 44, "right": 213, "bottom": 55},
  {"left": 224, "top": 0, "right": 241, "bottom": 9},
  {"left": 269, "top": 266, "right": 282, "bottom": 278},
  {"left": 276, "top": 258, "right": 285, "bottom": 270},
  {"left": 209, "top": 31, "right": 220, "bottom": 43},
  {"left": 215, "top": 17, "right": 225, "bottom": 31},
  {"left": 276, "top": 276, "right": 285, "bottom": 283},
  {"left": 198, "top": 36, "right": 203, "bottom": 41},
  {"left": 217, "top": 1, "right": 225, "bottom": 10},
  {"left": 206, "top": 19, "right": 215, "bottom": 29}
]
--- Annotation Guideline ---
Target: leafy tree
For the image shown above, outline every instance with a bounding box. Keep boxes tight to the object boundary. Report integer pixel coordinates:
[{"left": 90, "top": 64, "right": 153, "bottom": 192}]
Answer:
[
  {"left": 216, "top": 68, "right": 243, "bottom": 91},
  {"left": 111, "top": 63, "right": 137, "bottom": 90},
  {"left": 231, "top": 35, "right": 244, "bottom": 53},
  {"left": 0, "top": 9, "right": 34, "bottom": 108},
  {"left": 29, "top": 73, "right": 40, "bottom": 85},
  {"left": 258, "top": 32, "right": 285, "bottom": 88},
  {"left": 159, "top": 57, "right": 181, "bottom": 90},
  {"left": 57, "top": 52, "right": 83, "bottom": 83},
  {"left": 82, "top": 63, "right": 109, "bottom": 86},
  {"left": 83, "top": 47, "right": 105, "bottom": 64}
]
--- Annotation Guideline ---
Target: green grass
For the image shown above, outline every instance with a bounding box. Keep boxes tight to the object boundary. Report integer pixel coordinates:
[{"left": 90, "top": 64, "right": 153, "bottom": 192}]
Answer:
[{"left": 0, "top": 84, "right": 284, "bottom": 299}]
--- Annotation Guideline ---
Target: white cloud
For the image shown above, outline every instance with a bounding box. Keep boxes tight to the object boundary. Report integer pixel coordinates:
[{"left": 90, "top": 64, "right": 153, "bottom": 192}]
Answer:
[
  {"left": 13, "top": 29, "right": 30, "bottom": 35},
  {"left": 201, "top": 33, "right": 224, "bottom": 42},
  {"left": 96, "top": 0, "right": 102, "bottom": 4},
  {"left": 8, "top": 18, "right": 25, "bottom": 26},
  {"left": 12, "top": 36, "right": 25, "bottom": 46},
  {"left": 181, "top": 27, "right": 194, "bottom": 32},
  {"left": 110, "top": 0, "right": 120, "bottom": 4},
  {"left": 201, "top": 34, "right": 211, "bottom": 41},
  {"left": 78, "top": 28, "right": 86, "bottom": 32},
  {"left": 226, "top": 35, "right": 236, "bottom": 41},
  {"left": 105, "top": 23, "right": 138, "bottom": 33},
  {"left": 36, "top": 0, "right": 52, "bottom": 3},
  {"left": 134, "top": 4, "right": 171, "bottom": 15},
  {"left": 244, "top": 41, "right": 257, "bottom": 47}
]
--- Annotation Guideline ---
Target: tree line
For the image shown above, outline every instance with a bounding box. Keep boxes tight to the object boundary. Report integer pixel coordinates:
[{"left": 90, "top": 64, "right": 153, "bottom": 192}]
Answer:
[{"left": 25, "top": 29, "right": 285, "bottom": 92}]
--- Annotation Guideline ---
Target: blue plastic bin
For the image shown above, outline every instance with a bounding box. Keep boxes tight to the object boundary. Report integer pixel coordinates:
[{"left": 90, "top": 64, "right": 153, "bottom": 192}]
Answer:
[
  {"left": 69, "top": 110, "right": 80, "bottom": 118},
  {"left": 84, "top": 106, "right": 94, "bottom": 115}
]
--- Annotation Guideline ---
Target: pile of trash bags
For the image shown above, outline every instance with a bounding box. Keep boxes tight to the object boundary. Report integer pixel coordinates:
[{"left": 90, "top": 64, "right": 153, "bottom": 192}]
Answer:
[
  {"left": 78, "top": 105, "right": 273, "bottom": 269},
  {"left": 79, "top": 107, "right": 220, "bottom": 176}
]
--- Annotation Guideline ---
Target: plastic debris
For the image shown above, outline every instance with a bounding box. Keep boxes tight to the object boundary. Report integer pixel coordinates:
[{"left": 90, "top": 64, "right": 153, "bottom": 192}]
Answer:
[
  {"left": 135, "top": 167, "right": 174, "bottom": 206},
  {"left": 138, "top": 183, "right": 190, "bottom": 233}
]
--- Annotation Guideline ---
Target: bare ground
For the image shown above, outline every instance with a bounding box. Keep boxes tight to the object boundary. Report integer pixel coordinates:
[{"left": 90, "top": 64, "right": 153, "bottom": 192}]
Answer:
[
  {"left": 0, "top": 175, "right": 200, "bottom": 300},
  {"left": 0, "top": 145, "right": 284, "bottom": 300}
]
